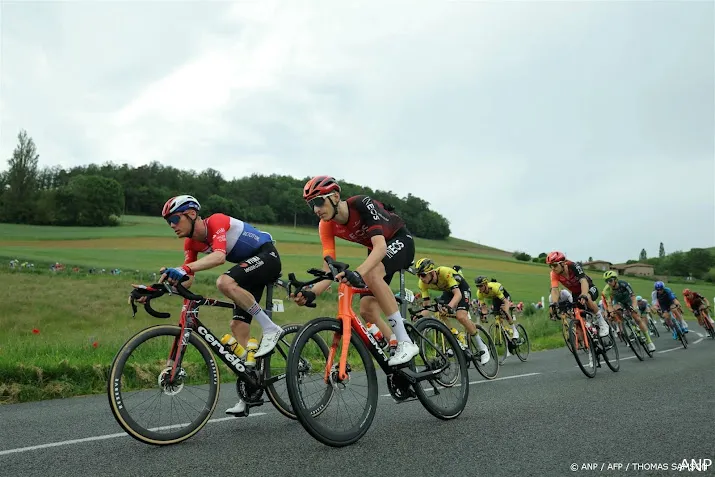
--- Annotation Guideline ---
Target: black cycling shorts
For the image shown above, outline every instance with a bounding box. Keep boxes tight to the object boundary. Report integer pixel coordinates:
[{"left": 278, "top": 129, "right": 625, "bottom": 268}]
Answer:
[
  {"left": 361, "top": 228, "right": 415, "bottom": 299},
  {"left": 225, "top": 242, "right": 281, "bottom": 324},
  {"left": 439, "top": 281, "right": 472, "bottom": 312}
]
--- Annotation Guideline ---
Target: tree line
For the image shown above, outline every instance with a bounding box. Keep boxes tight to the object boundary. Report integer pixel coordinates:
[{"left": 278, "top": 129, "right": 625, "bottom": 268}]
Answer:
[
  {"left": 0, "top": 130, "right": 452, "bottom": 238},
  {"left": 636, "top": 243, "right": 715, "bottom": 282}
]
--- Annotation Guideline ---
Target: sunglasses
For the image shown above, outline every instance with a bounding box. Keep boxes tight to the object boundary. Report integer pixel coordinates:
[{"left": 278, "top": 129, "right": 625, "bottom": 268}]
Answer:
[
  {"left": 166, "top": 214, "right": 183, "bottom": 225},
  {"left": 418, "top": 272, "right": 429, "bottom": 278},
  {"left": 549, "top": 263, "right": 561, "bottom": 269},
  {"left": 606, "top": 278, "right": 616, "bottom": 283},
  {"left": 307, "top": 193, "right": 335, "bottom": 209}
]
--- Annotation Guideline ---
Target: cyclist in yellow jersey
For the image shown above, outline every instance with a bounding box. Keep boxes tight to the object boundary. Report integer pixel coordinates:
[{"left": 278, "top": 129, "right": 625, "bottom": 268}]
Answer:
[
  {"left": 474, "top": 275, "right": 519, "bottom": 339},
  {"left": 415, "top": 258, "right": 490, "bottom": 364}
]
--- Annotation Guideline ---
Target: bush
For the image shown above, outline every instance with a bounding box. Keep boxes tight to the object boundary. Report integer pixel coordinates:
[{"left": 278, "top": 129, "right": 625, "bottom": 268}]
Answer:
[{"left": 513, "top": 251, "right": 532, "bottom": 262}]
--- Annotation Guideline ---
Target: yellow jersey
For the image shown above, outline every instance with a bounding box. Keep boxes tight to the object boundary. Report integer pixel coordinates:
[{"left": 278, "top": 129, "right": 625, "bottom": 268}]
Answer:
[
  {"left": 476, "top": 282, "right": 507, "bottom": 302},
  {"left": 418, "top": 266, "right": 464, "bottom": 297}
]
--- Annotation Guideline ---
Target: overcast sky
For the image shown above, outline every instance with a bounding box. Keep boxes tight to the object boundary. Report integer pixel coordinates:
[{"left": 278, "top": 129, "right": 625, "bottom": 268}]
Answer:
[{"left": 1, "top": 1, "right": 713, "bottom": 262}]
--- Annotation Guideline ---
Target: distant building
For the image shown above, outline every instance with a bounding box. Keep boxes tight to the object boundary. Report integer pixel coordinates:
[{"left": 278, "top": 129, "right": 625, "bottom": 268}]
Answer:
[
  {"left": 611, "top": 262, "right": 655, "bottom": 277},
  {"left": 583, "top": 260, "right": 613, "bottom": 271}
]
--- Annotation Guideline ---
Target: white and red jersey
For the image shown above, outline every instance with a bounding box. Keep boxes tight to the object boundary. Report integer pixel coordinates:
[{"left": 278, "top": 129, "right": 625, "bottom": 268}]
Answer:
[{"left": 183, "top": 214, "right": 273, "bottom": 269}]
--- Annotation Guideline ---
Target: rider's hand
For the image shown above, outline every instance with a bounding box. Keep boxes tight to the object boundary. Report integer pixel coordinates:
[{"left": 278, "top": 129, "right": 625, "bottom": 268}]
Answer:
[
  {"left": 159, "top": 266, "right": 191, "bottom": 285},
  {"left": 338, "top": 270, "right": 364, "bottom": 287},
  {"left": 441, "top": 305, "right": 455, "bottom": 315},
  {"left": 291, "top": 290, "right": 316, "bottom": 307},
  {"left": 578, "top": 294, "right": 589, "bottom": 306}
]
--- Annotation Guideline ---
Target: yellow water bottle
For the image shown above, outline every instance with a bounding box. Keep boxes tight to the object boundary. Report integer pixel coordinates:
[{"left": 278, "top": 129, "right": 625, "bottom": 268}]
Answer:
[
  {"left": 220, "top": 334, "right": 247, "bottom": 359},
  {"left": 245, "top": 338, "right": 259, "bottom": 367}
]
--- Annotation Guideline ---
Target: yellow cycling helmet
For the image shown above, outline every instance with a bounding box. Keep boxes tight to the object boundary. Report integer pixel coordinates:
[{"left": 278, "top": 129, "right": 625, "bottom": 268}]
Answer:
[
  {"left": 603, "top": 270, "right": 618, "bottom": 281},
  {"left": 415, "top": 258, "right": 436, "bottom": 275}
]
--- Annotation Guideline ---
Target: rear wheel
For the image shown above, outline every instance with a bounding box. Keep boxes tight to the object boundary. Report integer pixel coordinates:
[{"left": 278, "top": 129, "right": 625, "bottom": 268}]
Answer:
[
  {"left": 514, "top": 324, "right": 530, "bottom": 362},
  {"left": 599, "top": 328, "right": 620, "bottom": 372}
]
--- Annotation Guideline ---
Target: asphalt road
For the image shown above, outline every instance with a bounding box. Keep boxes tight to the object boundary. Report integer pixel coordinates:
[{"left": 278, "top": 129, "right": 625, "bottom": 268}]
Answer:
[{"left": 2, "top": 329, "right": 714, "bottom": 477}]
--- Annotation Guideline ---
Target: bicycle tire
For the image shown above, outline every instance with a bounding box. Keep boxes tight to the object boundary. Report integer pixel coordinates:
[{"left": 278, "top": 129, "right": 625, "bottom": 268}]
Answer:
[
  {"left": 648, "top": 317, "right": 660, "bottom": 338},
  {"left": 514, "top": 324, "right": 530, "bottom": 362},
  {"left": 638, "top": 329, "right": 654, "bottom": 358},
  {"left": 562, "top": 318, "right": 574, "bottom": 353},
  {"left": 488, "top": 322, "right": 508, "bottom": 363},
  {"left": 623, "top": 320, "right": 644, "bottom": 361},
  {"left": 568, "top": 320, "right": 597, "bottom": 378},
  {"left": 599, "top": 328, "right": 620, "bottom": 372},
  {"left": 705, "top": 317, "right": 715, "bottom": 339},
  {"left": 263, "top": 323, "right": 330, "bottom": 420},
  {"left": 411, "top": 318, "right": 469, "bottom": 420},
  {"left": 108, "top": 325, "right": 219, "bottom": 445},
  {"left": 470, "top": 324, "right": 499, "bottom": 379},
  {"left": 286, "top": 317, "right": 377, "bottom": 448}
]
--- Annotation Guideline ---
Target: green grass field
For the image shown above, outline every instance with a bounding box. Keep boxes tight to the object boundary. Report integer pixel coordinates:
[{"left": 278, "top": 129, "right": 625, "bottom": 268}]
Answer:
[{"left": 2, "top": 216, "right": 714, "bottom": 404}]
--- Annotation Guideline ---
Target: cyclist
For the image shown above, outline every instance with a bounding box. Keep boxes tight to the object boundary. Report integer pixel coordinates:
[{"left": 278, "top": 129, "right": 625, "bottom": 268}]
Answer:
[
  {"left": 415, "top": 258, "right": 490, "bottom": 364},
  {"left": 602, "top": 271, "right": 655, "bottom": 351},
  {"left": 651, "top": 290, "right": 666, "bottom": 327},
  {"left": 293, "top": 176, "right": 418, "bottom": 366},
  {"left": 548, "top": 289, "right": 573, "bottom": 320},
  {"left": 636, "top": 295, "right": 656, "bottom": 335},
  {"left": 159, "top": 195, "right": 283, "bottom": 417},
  {"left": 474, "top": 275, "right": 519, "bottom": 339},
  {"left": 682, "top": 289, "right": 715, "bottom": 330},
  {"left": 654, "top": 281, "right": 688, "bottom": 338},
  {"left": 545, "top": 251, "right": 610, "bottom": 337}
]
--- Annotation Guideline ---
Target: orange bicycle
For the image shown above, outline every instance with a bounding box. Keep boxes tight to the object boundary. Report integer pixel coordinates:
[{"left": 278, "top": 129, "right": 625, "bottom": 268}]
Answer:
[
  {"left": 285, "top": 257, "right": 469, "bottom": 447},
  {"left": 556, "top": 301, "right": 620, "bottom": 378}
]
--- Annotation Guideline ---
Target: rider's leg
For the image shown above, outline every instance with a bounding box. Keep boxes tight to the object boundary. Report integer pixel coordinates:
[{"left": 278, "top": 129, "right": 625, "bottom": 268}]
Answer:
[
  {"left": 631, "top": 308, "right": 655, "bottom": 350},
  {"left": 586, "top": 295, "right": 610, "bottom": 337},
  {"left": 673, "top": 307, "right": 689, "bottom": 332},
  {"left": 359, "top": 296, "right": 392, "bottom": 342}
]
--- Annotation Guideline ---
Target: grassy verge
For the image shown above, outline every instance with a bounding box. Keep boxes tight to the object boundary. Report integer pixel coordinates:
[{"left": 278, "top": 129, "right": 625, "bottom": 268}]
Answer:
[{"left": 0, "top": 271, "right": 567, "bottom": 404}]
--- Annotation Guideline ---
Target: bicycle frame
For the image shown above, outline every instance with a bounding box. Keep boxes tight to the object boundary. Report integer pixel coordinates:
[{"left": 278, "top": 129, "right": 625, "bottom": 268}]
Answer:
[{"left": 326, "top": 281, "right": 450, "bottom": 384}]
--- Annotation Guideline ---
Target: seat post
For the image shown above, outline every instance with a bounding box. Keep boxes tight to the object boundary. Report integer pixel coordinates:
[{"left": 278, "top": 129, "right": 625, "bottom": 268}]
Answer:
[
  {"left": 399, "top": 269, "right": 406, "bottom": 318},
  {"left": 265, "top": 283, "right": 274, "bottom": 319}
]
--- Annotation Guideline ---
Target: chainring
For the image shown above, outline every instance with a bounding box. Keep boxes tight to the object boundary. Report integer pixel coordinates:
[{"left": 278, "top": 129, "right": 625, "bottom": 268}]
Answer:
[
  {"left": 386, "top": 373, "right": 415, "bottom": 402},
  {"left": 236, "top": 370, "right": 264, "bottom": 404}
]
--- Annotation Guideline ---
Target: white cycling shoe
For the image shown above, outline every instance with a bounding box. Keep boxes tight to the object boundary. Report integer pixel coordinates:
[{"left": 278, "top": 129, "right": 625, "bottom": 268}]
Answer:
[
  {"left": 254, "top": 328, "right": 283, "bottom": 358},
  {"left": 226, "top": 399, "right": 248, "bottom": 417},
  {"left": 388, "top": 341, "right": 419, "bottom": 366}
]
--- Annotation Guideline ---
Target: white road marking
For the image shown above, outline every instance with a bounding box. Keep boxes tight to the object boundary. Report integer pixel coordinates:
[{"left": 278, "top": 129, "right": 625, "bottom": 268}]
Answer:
[
  {"left": 0, "top": 412, "right": 267, "bottom": 456},
  {"left": 380, "top": 372, "right": 542, "bottom": 397}
]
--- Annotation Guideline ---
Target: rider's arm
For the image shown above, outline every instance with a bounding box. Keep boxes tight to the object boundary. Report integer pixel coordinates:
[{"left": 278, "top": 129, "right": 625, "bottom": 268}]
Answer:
[
  {"left": 309, "top": 221, "right": 338, "bottom": 296},
  {"left": 549, "top": 270, "right": 560, "bottom": 304},
  {"left": 448, "top": 286, "right": 463, "bottom": 309},
  {"left": 181, "top": 239, "right": 226, "bottom": 274},
  {"left": 355, "top": 234, "right": 387, "bottom": 277}
]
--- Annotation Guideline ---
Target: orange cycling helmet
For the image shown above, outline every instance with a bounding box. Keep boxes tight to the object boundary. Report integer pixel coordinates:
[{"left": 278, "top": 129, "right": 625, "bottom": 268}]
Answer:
[
  {"left": 303, "top": 176, "right": 341, "bottom": 201},
  {"left": 546, "top": 251, "right": 566, "bottom": 264}
]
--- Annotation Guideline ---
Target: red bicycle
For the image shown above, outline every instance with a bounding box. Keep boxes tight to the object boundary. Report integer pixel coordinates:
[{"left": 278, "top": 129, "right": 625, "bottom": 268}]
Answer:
[{"left": 285, "top": 257, "right": 469, "bottom": 447}]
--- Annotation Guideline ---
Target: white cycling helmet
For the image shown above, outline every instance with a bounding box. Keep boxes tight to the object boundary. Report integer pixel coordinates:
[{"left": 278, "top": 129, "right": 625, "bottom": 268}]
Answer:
[{"left": 161, "top": 195, "right": 201, "bottom": 218}]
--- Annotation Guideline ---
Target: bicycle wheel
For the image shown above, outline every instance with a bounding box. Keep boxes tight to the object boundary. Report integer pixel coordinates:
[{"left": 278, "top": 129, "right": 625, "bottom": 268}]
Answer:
[
  {"left": 469, "top": 325, "right": 499, "bottom": 379},
  {"left": 637, "top": 328, "right": 654, "bottom": 359},
  {"left": 286, "top": 317, "right": 377, "bottom": 448},
  {"left": 514, "top": 324, "right": 530, "bottom": 362},
  {"left": 263, "top": 323, "right": 330, "bottom": 420},
  {"left": 622, "top": 320, "right": 644, "bottom": 361},
  {"left": 489, "top": 323, "right": 509, "bottom": 363},
  {"left": 568, "top": 320, "right": 597, "bottom": 378},
  {"left": 599, "top": 328, "right": 620, "bottom": 372},
  {"left": 410, "top": 318, "right": 469, "bottom": 420},
  {"left": 705, "top": 315, "right": 715, "bottom": 339},
  {"left": 108, "top": 325, "right": 219, "bottom": 445},
  {"left": 562, "top": 318, "right": 574, "bottom": 353},
  {"left": 648, "top": 317, "right": 660, "bottom": 338}
]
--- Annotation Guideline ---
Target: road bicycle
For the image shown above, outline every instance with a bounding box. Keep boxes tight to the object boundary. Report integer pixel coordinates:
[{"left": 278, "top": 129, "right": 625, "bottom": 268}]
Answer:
[
  {"left": 556, "top": 301, "right": 620, "bottom": 378},
  {"left": 611, "top": 305, "right": 653, "bottom": 360},
  {"left": 661, "top": 305, "right": 688, "bottom": 349},
  {"left": 694, "top": 305, "right": 715, "bottom": 340},
  {"left": 481, "top": 308, "right": 530, "bottom": 364},
  {"left": 408, "top": 302, "right": 499, "bottom": 379},
  {"left": 108, "top": 277, "right": 328, "bottom": 445},
  {"left": 285, "top": 257, "right": 469, "bottom": 447}
]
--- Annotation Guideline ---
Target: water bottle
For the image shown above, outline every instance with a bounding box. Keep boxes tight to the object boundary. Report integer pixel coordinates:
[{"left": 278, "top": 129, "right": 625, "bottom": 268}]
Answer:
[
  {"left": 366, "top": 323, "right": 387, "bottom": 348},
  {"left": 220, "top": 334, "right": 247, "bottom": 359},
  {"left": 245, "top": 338, "right": 259, "bottom": 367}
]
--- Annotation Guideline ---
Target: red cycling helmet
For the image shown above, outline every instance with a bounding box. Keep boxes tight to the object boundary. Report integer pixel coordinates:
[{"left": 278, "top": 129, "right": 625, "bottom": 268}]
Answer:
[
  {"left": 303, "top": 176, "right": 341, "bottom": 201},
  {"left": 683, "top": 288, "right": 692, "bottom": 296},
  {"left": 546, "top": 251, "right": 566, "bottom": 264}
]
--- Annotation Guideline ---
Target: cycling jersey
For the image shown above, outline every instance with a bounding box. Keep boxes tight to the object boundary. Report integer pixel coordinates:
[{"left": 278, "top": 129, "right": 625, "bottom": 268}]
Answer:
[
  {"left": 477, "top": 282, "right": 509, "bottom": 303},
  {"left": 602, "top": 280, "right": 635, "bottom": 306},
  {"left": 656, "top": 287, "right": 678, "bottom": 309},
  {"left": 685, "top": 293, "right": 706, "bottom": 310},
  {"left": 550, "top": 261, "right": 594, "bottom": 296},
  {"left": 319, "top": 195, "right": 406, "bottom": 256},
  {"left": 183, "top": 214, "right": 273, "bottom": 268},
  {"left": 637, "top": 299, "right": 649, "bottom": 312},
  {"left": 549, "top": 289, "right": 573, "bottom": 304},
  {"left": 418, "top": 266, "right": 464, "bottom": 296}
]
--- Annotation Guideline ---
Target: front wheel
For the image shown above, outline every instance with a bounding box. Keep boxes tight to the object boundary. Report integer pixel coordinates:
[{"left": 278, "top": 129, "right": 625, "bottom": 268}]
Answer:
[
  {"left": 623, "top": 320, "right": 644, "bottom": 361},
  {"left": 107, "top": 325, "right": 219, "bottom": 446},
  {"left": 599, "top": 329, "right": 620, "bottom": 372},
  {"left": 514, "top": 324, "right": 530, "bottom": 361},
  {"left": 647, "top": 316, "right": 660, "bottom": 338},
  {"left": 286, "top": 317, "right": 377, "bottom": 448},
  {"left": 410, "top": 318, "right": 469, "bottom": 420},
  {"left": 469, "top": 325, "right": 499, "bottom": 379},
  {"left": 569, "top": 320, "right": 597, "bottom": 378}
]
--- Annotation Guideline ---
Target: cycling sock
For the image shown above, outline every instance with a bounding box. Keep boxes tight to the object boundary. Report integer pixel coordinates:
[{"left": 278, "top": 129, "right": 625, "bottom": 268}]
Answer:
[
  {"left": 386, "top": 311, "right": 410, "bottom": 342},
  {"left": 472, "top": 333, "right": 488, "bottom": 350},
  {"left": 247, "top": 302, "right": 281, "bottom": 332}
]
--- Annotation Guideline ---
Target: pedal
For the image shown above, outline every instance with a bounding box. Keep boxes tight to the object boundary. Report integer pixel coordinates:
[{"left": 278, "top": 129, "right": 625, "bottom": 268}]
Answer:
[
  {"left": 394, "top": 396, "right": 418, "bottom": 404},
  {"left": 246, "top": 400, "right": 265, "bottom": 408}
]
